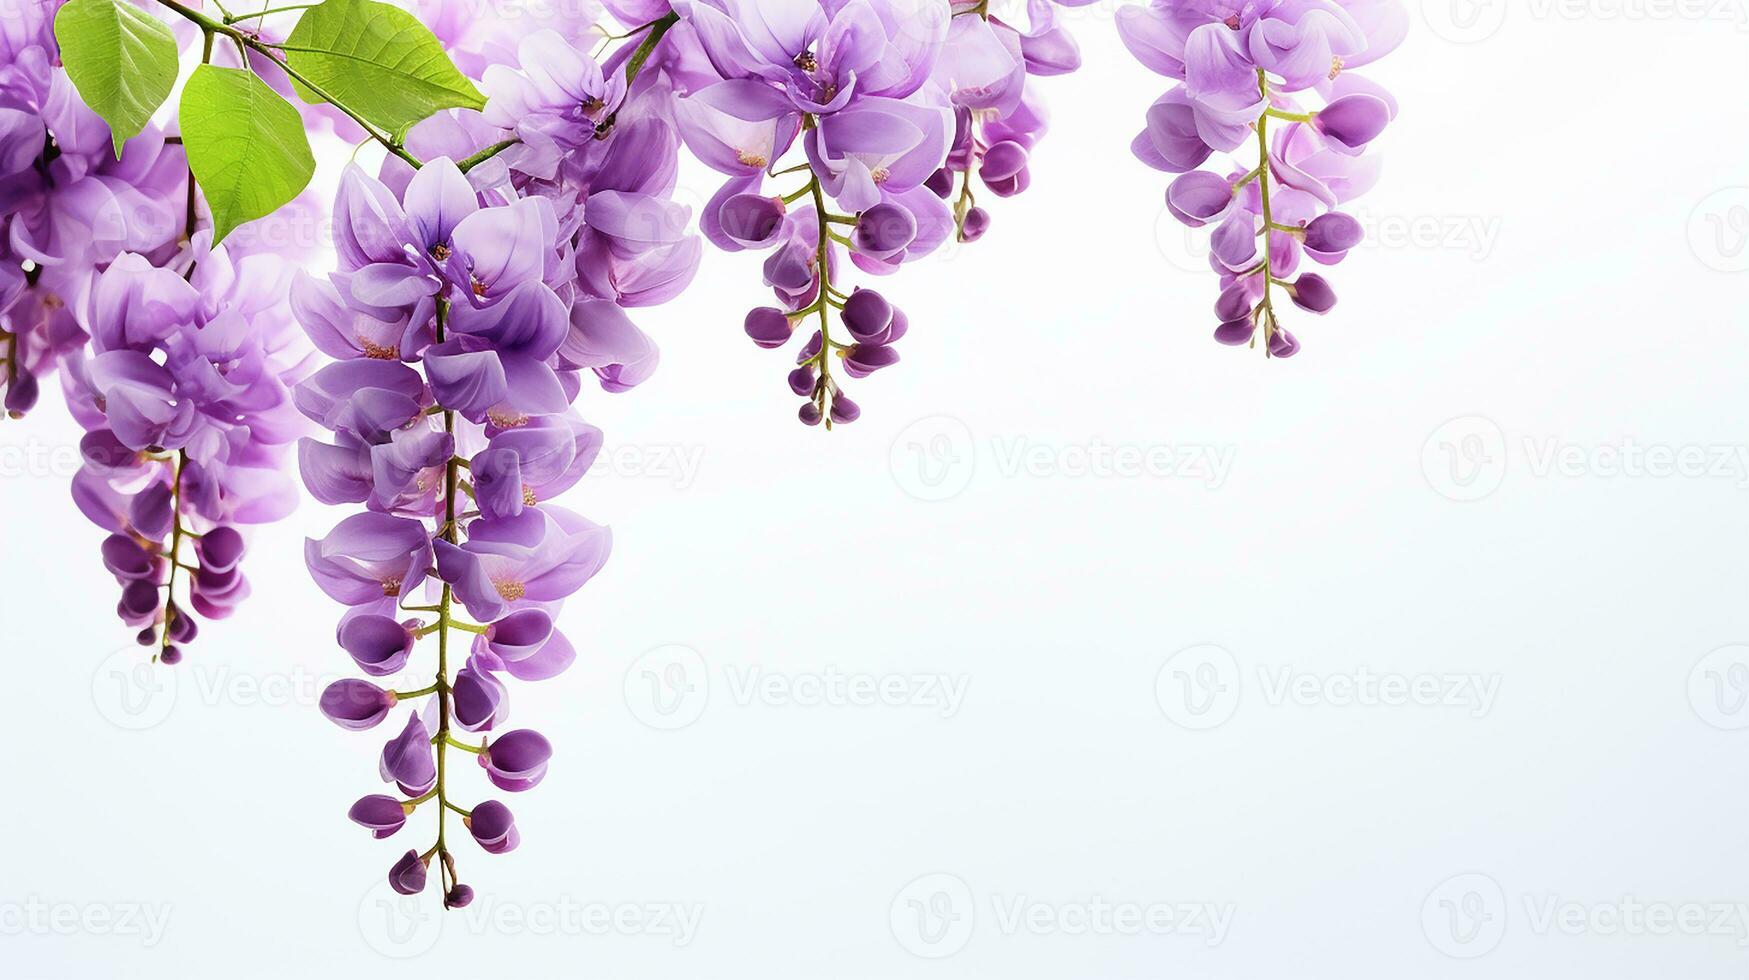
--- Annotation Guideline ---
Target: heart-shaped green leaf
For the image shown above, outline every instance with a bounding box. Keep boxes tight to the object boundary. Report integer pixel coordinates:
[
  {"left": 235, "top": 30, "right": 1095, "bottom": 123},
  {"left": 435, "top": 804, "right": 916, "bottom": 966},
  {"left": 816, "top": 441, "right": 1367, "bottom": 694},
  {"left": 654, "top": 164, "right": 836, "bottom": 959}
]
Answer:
[
  {"left": 284, "top": 0, "right": 484, "bottom": 135},
  {"left": 179, "top": 66, "right": 316, "bottom": 245},
  {"left": 54, "top": 0, "right": 181, "bottom": 156}
]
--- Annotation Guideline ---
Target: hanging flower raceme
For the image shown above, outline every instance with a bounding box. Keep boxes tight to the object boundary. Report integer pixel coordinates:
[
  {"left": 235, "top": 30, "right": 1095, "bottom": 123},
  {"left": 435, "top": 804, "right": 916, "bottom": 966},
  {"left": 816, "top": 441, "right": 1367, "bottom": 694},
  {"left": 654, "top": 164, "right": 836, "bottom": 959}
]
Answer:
[
  {"left": 635, "top": 0, "right": 1087, "bottom": 425},
  {"left": 1, "top": 6, "right": 185, "bottom": 418},
  {"left": 300, "top": 148, "right": 638, "bottom": 904},
  {"left": 1119, "top": 0, "right": 1406, "bottom": 356},
  {"left": 59, "top": 238, "right": 309, "bottom": 662},
  {"left": 585, "top": 0, "right": 952, "bottom": 427},
  {"left": 926, "top": 0, "right": 1091, "bottom": 243}
]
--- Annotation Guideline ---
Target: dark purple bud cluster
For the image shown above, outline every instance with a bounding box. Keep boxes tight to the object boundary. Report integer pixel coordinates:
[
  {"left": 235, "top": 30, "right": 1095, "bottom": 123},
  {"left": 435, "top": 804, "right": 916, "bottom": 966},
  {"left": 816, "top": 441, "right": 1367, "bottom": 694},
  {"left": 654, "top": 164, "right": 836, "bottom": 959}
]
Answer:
[
  {"left": 927, "top": 102, "right": 1048, "bottom": 244},
  {"left": 746, "top": 283, "right": 906, "bottom": 428}
]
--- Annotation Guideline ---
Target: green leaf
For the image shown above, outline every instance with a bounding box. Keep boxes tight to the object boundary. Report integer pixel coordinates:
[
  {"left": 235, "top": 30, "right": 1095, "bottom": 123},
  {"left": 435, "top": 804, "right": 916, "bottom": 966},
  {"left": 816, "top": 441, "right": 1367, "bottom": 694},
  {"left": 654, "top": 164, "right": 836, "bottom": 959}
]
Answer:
[
  {"left": 283, "top": 0, "right": 484, "bottom": 135},
  {"left": 53, "top": 0, "right": 181, "bottom": 156},
  {"left": 178, "top": 66, "right": 316, "bottom": 245}
]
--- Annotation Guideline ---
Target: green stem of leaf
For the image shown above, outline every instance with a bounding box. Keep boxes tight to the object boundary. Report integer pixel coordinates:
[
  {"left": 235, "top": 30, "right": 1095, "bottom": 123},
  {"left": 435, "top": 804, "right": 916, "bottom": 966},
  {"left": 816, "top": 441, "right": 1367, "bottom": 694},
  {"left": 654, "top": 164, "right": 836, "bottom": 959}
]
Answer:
[
  {"left": 223, "top": 2, "right": 318, "bottom": 23},
  {"left": 456, "top": 138, "right": 518, "bottom": 174},
  {"left": 153, "top": 0, "right": 422, "bottom": 169}
]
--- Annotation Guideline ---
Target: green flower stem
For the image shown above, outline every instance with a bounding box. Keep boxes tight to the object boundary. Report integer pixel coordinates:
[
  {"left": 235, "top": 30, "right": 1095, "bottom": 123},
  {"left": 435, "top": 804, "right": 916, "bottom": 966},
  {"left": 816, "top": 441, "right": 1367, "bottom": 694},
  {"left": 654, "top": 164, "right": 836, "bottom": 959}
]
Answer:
[
  {"left": 952, "top": 169, "right": 976, "bottom": 241},
  {"left": 223, "top": 2, "right": 318, "bottom": 23},
  {"left": 621, "top": 13, "right": 677, "bottom": 87},
  {"left": 456, "top": 139, "right": 518, "bottom": 174},
  {"left": 597, "top": 12, "right": 678, "bottom": 136},
  {"left": 805, "top": 171, "right": 841, "bottom": 430},
  {"left": 444, "top": 736, "right": 484, "bottom": 755},
  {"left": 1252, "top": 69, "right": 1281, "bottom": 355},
  {"left": 429, "top": 297, "right": 460, "bottom": 890},
  {"left": 156, "top": 449, "right": 190, "bottom": 661}
]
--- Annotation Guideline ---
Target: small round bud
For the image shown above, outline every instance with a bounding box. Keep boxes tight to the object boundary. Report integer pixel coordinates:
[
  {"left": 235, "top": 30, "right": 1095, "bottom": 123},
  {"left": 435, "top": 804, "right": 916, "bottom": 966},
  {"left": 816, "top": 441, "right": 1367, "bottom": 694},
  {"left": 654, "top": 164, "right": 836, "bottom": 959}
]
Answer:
[
  {"left": 843, "top": 344, "right": 900, "bottom": 378},
  {"left": 852, "top": 203, "right": 917, "bottom": 260},
  {"left": 1268, "top": 328, "right": 1302, "bottom": 358},
  {"left": 960, "top": 207, "right": 991, "bottom": 242},
  {"left": 979, "top": 141, "right": 1029, "bottom": 183},
  {"left": 168, "top": 609, "right": 199, "bottom": 644},
  {"left": 1314, "top": 94, "right": 1392, "bottom": 151},
  {"left": 1288, "top": 274, "right": 1337, "bottom": 314},
  {"left": 1303, "top": 212, "right": 1365, "bottom": 259},
  {"left": 119, "top": 579, "right": 159, "bottom": 619},
  {"left": 1214, "top": 319, "right": 1256, "bottom": 346},
  {"left": 3, "top": 370, "right": 39, "bottom": 416},
  {"left": 841, "top": 289, "right": 894, "bottom": 344},
  {"left": 829, "top": 395, "right": 861, "bottom": 425},
  {"left": 1167, "top": 171, "right": 1237, "bottom": 228},
  {"left": 718, "top": 194, "right": 787, "bottom": 248},
  {"left": 744, "top": 307, "right": 794, "bottom": 349}
]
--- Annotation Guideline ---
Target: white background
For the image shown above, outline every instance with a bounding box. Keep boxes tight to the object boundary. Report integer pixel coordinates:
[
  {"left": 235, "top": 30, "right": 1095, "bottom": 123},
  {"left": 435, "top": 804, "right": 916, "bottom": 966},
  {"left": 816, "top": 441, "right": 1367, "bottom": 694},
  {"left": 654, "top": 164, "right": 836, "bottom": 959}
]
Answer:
[{"left": 5, "top": 2, "right": 1749, "bottom": 976}]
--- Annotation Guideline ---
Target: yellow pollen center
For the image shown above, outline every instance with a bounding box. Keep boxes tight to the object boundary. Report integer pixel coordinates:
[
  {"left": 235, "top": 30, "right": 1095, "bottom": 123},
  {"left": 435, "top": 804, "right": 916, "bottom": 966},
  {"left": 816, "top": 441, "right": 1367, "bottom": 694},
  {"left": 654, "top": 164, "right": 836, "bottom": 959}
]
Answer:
[
  {"left": 1328, "top": 56, "right": 1344, "bottom": 81},
  {"left": 737, "top": 149, "right": 769, "bottom": 168},
  {"left": 381, "top": 577, "right": 402, "bottom": 597},
  {"left": 487, "top": 407, "right": 529, "bottom": 428},
  {"left": 522, "top": 485, "right": 538, "bottom": 506},
  {"left": 494, "top": 580, "right": 526, "bottom": 601},
  {"left": 360, "top": 338, "right": 399, "bottom": 359}
]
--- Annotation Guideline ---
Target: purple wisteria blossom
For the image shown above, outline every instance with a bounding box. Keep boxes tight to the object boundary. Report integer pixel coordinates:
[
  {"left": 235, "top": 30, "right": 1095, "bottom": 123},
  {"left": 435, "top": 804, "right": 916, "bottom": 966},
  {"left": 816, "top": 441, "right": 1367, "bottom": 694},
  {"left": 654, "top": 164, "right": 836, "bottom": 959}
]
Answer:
[
  {"left": 1, "top": 9, "right": 185, "bottom": 417},
  {"left": 646, "top": 0, "right": 1087, "bottom": 424},
  {"left": 301, "top": 100, "right": 665, "bottom": 894},
  {"left": 1119, "top": 0, "right": 1407, "bottom": 355},
  {"left": 60, "top": 237, "right": 310, "bottom": 661},
  {"left": 2, "top": 0, "right": 324, "bottom": 665},
  {"left": 923, "top": 0, "right": 1093, "bottom": 243}
]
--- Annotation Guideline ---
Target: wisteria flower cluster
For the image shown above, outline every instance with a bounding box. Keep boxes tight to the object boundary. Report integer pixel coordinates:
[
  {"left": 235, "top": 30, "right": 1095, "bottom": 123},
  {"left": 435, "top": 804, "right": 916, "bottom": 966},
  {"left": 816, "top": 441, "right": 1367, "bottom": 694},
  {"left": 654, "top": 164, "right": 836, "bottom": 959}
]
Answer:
[
  {"left": 0, "top": 0, "right": 1415, "bottom": 910},
  {"left": 1119, "top": 0, "right": 1406, "bottom": 356},
  {"left": 0, "top": 2, "right": 183, "bottom": 418},
  {"left": 300, "top": 153, "right": 644, "bottom": 903},
  {"left": 296, "top": 0, "right": 697, "bottom": 893},
  {"left": 642, "top": 0, "right": 1088, "bottom": 426},
  {"left": 64, "top": 242, "right": 310, "bottom": 662},
  {"left": 2, "top": 0, "right": 319, "bottom": 662}
]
